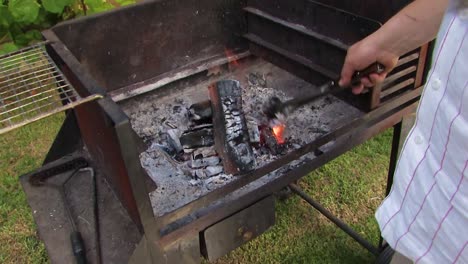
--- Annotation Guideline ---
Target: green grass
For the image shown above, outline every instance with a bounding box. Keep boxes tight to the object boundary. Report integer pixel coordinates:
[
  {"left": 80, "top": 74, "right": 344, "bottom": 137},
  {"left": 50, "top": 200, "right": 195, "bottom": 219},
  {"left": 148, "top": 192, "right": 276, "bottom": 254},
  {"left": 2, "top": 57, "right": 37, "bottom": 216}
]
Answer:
[
  {"left": 0, "top": 114, "right": 392, "bottom": 263},
  {"left": 0, "top": 114, "right": 64, "bottom": 264},
  {"left": 214, "top": 130, "right": 392, "bottom": 264}
]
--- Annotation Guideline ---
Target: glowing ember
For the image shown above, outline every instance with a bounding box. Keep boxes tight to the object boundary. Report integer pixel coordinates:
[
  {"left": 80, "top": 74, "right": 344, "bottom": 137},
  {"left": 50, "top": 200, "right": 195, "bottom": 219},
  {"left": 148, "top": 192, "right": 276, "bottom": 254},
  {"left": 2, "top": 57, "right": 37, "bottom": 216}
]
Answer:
[{"left": 272, "top": 123, "right": 286, "bottom": 144}]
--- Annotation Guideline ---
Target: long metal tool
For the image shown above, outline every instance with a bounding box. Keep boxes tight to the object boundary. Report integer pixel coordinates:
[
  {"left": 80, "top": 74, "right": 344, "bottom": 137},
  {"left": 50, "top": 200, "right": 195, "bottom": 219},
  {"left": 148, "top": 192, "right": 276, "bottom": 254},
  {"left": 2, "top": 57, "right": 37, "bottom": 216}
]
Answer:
[
  {"left": 29, "top": 159, "right": 100, "bottom": 264},
  {"left": 60, "top": 168, "right": 88, "bottom": 264},
  {"left": 263, "top": 62, "right": 384, "bottom": 121}
]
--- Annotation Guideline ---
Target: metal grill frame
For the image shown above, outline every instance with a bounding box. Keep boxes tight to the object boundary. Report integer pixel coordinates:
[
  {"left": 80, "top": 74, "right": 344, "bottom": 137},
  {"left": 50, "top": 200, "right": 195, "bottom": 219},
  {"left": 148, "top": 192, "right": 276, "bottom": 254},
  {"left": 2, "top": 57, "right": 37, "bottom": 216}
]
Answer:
[
  {"left": 0, "top": 42, "right": 102, "bottom": 135},
  {"left": 25, "top": 0, "right": 432, "bottom": 262}
]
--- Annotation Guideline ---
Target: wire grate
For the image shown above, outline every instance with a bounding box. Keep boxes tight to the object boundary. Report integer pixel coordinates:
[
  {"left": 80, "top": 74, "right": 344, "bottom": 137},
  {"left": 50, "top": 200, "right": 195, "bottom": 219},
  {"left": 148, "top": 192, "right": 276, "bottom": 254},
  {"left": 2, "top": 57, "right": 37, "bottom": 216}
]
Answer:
[{"left": 0, "top": 42, "right": 102, "bottom": 134}]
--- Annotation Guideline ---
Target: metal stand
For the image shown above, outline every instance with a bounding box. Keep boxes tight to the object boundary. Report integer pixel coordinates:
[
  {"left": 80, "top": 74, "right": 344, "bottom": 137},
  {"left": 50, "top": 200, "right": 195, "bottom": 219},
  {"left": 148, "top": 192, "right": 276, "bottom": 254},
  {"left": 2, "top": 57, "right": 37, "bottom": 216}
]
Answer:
[
  {"left": 289, "top": 114, "right": 417, "bottom": 258},
  {"left": 289, "top": 183, "right": 380, "bottom": 256}
]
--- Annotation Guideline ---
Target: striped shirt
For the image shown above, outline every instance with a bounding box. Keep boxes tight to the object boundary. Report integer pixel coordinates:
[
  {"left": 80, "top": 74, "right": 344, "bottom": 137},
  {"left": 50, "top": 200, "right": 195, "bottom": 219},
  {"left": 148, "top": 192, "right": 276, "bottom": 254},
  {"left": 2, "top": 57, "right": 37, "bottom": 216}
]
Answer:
[{"left": 375, "top": 1, "right": 468, "bottom": 263}]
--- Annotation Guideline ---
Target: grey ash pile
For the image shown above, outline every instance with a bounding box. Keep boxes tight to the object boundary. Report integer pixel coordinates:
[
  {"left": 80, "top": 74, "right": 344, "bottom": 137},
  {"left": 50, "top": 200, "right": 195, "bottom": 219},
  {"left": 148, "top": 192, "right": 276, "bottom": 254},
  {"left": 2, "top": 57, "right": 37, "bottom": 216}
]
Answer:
[{"left": 121, "top": 68, "right": 360, "bottom": 216}]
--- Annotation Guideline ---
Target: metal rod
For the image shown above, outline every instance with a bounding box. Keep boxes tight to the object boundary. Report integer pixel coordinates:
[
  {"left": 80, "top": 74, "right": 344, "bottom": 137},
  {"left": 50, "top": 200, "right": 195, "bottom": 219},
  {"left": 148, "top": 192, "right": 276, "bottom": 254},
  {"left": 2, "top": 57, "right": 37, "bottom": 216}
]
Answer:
[
  {"left": 1, "top": 70, "right": 67, "bottom": 99},
  {"left": 386, "top": 122, "right": 402, "bottom": 196},
  {"left": 288, "top": 183, "right": 380, "bottom": 256},
  {"left": 39, "top": 47, "right": 77, "bottom": 99},
  {"left": 3, "top": 68, "right": 27, "bottom": 117},
  {"left": 0, "top": 94, "right": 102, "bottom": 134},
  {"left": 0, "top": 83, "right": 71, "bottom": 109},
  {"left": 378, "top": 122, "right": 403, "bottom": 250},
  {"left": 0, "top": 84, "right": 71, "bottom": 118},
  {"left": 83, "top": 167, "right": 102, "bottom": 264},
  {"left": 0, "top": 41, "right": 50, "bottom": 60},
  {"left": 0, "top": 41, "right": 99, "bottom": 135},
  {"left": 0, "top": 66, "right": 57, "bottom": 86},
  {"left": 0, "top": 58, "right": 49, "bottom": 77},
  {"left": 0, "top": 50, "right": 46, "bottom": 78},
  {"left": 0, "top": 49, "right": 41, "bottom": 66}
]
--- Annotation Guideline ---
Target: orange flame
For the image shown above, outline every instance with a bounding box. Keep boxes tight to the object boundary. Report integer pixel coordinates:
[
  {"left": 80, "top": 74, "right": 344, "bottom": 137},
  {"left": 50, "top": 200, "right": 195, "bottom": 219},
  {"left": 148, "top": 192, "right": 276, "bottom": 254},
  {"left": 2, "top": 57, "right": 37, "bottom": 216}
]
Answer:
[{"left": 272, "top": 123, "right": 286, "bottom": 144}]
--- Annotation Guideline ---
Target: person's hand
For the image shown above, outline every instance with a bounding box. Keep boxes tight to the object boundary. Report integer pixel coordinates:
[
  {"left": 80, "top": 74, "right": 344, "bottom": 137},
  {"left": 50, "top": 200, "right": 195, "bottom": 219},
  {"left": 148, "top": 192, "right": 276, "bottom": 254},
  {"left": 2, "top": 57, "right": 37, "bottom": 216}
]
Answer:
[{"left": 339, "top": 37, "right": 399, "bottom": 94}]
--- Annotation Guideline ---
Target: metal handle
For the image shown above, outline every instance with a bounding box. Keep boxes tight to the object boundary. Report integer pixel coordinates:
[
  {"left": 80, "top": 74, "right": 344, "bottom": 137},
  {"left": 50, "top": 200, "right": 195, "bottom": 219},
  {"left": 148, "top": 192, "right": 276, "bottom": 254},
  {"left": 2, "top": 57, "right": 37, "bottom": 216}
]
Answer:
[
  {"left": 71, "top": 231, "right": 87, "bottom": 264},
  {"left": 350, "top": 62, "right": 385, "bottom": 86}
]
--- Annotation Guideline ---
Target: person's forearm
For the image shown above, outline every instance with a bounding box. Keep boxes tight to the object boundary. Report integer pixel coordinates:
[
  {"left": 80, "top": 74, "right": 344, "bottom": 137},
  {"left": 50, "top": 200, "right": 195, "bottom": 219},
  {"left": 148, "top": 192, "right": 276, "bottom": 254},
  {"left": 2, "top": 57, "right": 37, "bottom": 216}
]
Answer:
[
  {"left": 369, "top": 0, "right": 449, "bottom": 56},
  {"left": 339, "top": 0, "right": 449, "bottom": 92}
]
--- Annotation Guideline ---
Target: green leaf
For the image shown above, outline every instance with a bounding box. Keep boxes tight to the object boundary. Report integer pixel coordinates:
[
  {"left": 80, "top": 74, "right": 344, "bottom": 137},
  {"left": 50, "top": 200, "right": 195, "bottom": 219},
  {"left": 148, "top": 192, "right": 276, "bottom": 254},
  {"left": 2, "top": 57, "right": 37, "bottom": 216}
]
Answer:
[
  {"left": 0, "top": 4, "right": 13, "bottom": 28},
  {"left": 42, "top": 0, "right": 73, "bottom": 14},
  {"left": 13, "top": 29, "right": 41, "bottom": 46},
  {"left": 0, "top": 42, "right": 19, "bottom": 55},
  {"left": 116, "top": 0, "right": 135, "bottom": 7},
  {"left": 33, "top": 8, "right": 55, "bottom": 28},
  {"left": 8, "top": 0, "right": 40, "bottom": 24},
  {"left": 85, "top": 0, "right": 113, "bottom": 15}
]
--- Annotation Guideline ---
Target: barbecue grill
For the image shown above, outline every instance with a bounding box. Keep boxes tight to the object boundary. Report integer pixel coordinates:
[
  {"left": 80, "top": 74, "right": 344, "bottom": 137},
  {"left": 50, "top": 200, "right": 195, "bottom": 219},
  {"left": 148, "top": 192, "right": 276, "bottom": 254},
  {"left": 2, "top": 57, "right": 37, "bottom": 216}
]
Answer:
[{"left": 12, "top": 0, "right": 431, "bottom": 263}]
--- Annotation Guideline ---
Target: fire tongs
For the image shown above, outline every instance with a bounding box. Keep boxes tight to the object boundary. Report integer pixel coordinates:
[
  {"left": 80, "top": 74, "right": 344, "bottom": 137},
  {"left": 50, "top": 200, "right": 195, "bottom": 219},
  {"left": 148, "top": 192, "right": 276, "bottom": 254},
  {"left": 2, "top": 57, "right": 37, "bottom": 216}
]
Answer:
[{"left": 263, "top": 62, "right": 384, "bottom": 122}]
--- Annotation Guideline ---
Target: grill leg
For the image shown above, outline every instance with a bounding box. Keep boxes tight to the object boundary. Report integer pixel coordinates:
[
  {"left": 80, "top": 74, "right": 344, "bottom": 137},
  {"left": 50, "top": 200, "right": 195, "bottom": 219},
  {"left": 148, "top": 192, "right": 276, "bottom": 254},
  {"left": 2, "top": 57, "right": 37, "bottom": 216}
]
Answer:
[
  {"left": 378, "top": 112, "right": 417, "bottom": 251},
  {"left": 289, "top": 183, "right": 380, "bottom": 256}
]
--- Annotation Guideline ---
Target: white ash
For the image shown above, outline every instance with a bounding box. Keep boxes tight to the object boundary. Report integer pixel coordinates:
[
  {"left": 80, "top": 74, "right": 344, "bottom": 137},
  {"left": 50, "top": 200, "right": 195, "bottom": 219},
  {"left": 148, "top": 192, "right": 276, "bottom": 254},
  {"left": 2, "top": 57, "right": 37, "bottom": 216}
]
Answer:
[
  {"left": 143, "top": 142, "right": 236, "bottom": 216},
  {"left": 193, "top": 147, "right": 217, "bottom": 157},
  {"left": 166, "top": 129, "right": 183, "bottom": 152},
  {"left": 191, "top": 156, "right": 220, "bottom": 169},
  {"left": 205, "top": 165, "right": 223, "bottom": 176},
  {"left": 120, "top": 60, "right": 362, "bottom": 217}
]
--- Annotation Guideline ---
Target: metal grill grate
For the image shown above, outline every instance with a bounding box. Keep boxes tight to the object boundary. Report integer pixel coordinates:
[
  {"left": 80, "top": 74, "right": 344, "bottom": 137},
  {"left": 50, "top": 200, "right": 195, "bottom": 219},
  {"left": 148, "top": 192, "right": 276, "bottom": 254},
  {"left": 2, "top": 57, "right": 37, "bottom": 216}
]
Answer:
[{"left": 0, "top": 42, "right": 102, "bottom": 134}]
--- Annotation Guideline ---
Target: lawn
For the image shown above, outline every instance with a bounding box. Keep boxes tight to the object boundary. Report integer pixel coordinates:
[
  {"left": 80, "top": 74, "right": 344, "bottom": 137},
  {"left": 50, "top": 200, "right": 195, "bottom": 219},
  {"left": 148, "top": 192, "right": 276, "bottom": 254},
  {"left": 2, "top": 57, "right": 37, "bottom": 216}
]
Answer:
[{"left": 0, "top": 113, "right": 392, "bottom": 263}]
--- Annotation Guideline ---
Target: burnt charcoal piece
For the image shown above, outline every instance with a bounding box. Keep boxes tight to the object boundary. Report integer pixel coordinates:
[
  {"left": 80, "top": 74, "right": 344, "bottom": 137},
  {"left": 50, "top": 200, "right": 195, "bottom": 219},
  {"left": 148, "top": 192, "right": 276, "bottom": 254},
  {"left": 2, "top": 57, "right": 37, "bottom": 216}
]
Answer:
[
  {"left": 166, "top": 129, "right": 182, "bottom": 153},
  {"left": 189, "top": 100, "right": 213, "bottom": 123},
  {"left": 209, "top": 80, "right": 256, "bottom": 174},
  {"left": 174, "top": 152, "right": 191, "bottom": 162},
  {"left": 193, "top": 147, "right": 217, "bottom": 158},
  {"left": 192, "top": 169, "right": 207, "bottom": 179},
  {"left": 247, "top": 72, "right": 267, "bottom": 87},
  {"left": 205, "top": 166, "right": 223, "bottom": 177},
  {"left": 172, "top": 105, "right": 182, "bottom": 114},
  {"left": 190, "top": 124, "right": 213, "bottom": 130},
  {"left": 247, "top": 120, "right": 260, "bottom": 144},
  {"left": 260, "top": 126, "right": 287, "bottom": 155},
  {"left": 191, "top": 166, "right": 223, "bottom": 179},
  {"left": 179, "top": 128, "right": 214, "bottom": 149}
]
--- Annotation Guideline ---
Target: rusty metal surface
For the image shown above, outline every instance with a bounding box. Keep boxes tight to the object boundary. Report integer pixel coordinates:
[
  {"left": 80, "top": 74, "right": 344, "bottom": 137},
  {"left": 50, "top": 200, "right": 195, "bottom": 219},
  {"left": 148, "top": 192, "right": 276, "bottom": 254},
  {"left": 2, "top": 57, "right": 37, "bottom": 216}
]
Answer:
[
  {"left": 73, "top": 100, "right": 143, "bottom": 229},
  {"left": 245, "top": 3, "right": 376, "bottom": 77},
  {"left": 201, "top": 196, "right": 275, "bottom": 261},
  {"left": 50, "top": 0, "right": 248, "bottom": 92},
  {"left": 248, "top": 41, "right": 330, "bottom": 86},
  {"left": 43, "top": 111, "right": 81, "bottom": 164},
  {"left": 44, "top": 28, "right": 159, "bottom": 238},
  {"left": 244, "top": 0, "right": 385, "bottom": 111},
  {"left": 110, "top": 51, "right": 251, "bottom": 102},
  {"left": 34, "top": 0, "right": 432, "bottom": 260},
  {"left": 157, "top": 88, "right": 421, "bottom": 247},
  {"left": 315, "top": 0, "right": 411, "bottom": 22},
  {"left": 155, "top": 87, "right": 422, "bottom": 245},
  {"left": 20, "top": 154, "right": 141, "bottom": 264},
  {"left": 247, "top": 0, "right": 381, "bottom": 44}
]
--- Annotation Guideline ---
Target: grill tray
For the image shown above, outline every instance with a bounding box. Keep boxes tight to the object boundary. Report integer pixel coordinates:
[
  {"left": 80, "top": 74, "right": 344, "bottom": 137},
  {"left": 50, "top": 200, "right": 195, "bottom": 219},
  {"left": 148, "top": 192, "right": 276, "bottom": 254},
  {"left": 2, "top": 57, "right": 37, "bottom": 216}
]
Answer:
[{"left": 0, "top": 42, "right": 101, "bottom": 134}]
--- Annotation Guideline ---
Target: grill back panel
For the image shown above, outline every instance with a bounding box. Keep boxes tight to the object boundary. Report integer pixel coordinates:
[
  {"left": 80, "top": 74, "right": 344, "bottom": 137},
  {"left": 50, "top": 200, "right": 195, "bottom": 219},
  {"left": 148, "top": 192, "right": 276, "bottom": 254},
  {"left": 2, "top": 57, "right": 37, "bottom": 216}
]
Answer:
[{"left": 51, "top": 0, "right": 248, "bottom": 92}]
